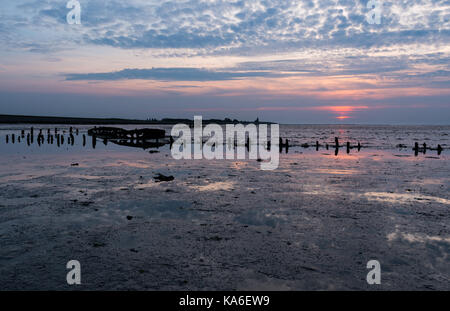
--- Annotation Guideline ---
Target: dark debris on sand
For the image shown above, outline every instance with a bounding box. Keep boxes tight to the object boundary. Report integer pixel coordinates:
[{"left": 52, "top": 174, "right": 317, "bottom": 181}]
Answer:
[{"left": 153, "top": 173, "right": 175, "bottom": 182}]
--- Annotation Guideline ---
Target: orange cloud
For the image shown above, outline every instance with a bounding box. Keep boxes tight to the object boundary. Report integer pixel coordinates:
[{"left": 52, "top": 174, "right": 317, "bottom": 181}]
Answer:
[
  {"left": 254, "top": 105, "right": 369, "bottom": 113},
  {"left": 336, "top": 116, "right": 351, "bottom": 120},
  {"left": 313, "top": 106, "right": 369, "bottom": 113}
]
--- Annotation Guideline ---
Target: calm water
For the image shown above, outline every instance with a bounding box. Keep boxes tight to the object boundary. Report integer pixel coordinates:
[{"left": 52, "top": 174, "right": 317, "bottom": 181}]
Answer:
[
  {"left": 0, "top": 123, "right": 449, "bottom": 290},
  {"left": 0, "top": 124, "right": 448, "bottom": 155}
]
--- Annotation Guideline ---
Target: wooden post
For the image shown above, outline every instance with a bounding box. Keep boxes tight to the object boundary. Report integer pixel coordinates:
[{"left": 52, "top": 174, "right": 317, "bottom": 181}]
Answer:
[
  {"left": 6, "top": 135, "right": 9, "bottom": 143},
  {"left": 316, "top": 141, "right": 319, "bottom": 151},
  {"left": 335, "top": 137, "right": 339, "bottom": 148},
  {"left": 346, "top": 142, "right": 350, "bottom": 154},
  {"left": 11, "top": 134, "right": 15, "bottom": 144}
]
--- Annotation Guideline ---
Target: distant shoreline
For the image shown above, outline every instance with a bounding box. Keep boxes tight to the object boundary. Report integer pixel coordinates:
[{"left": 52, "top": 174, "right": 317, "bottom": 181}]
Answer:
[
  {"left": 0, "top": 114, "right": 271, "bottom": 125},
  {"left": 0, "top": 114, "right": 448, "bottom": 126}
]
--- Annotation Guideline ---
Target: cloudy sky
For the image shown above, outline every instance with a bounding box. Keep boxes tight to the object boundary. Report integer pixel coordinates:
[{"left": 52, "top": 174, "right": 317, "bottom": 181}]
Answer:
[{"left": 0, "top": 0, "right": 449, "bottom": 123}]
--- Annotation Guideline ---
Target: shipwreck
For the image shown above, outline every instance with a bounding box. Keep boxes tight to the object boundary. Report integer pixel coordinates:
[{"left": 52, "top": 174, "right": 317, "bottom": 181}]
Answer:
[{"left": 87, "top": 127, "right": 170, "bottom": 150}]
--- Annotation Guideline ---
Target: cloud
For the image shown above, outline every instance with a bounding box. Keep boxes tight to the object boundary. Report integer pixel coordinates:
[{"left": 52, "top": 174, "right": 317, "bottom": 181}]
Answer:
[
  {"left": 2, "top": 0, "right": 448, "bottom": 54},
  {"left": 64, "top": 67, "right": 281, "bottom": 81},
  {"left": 63, "top": 55, "right": 450, "bottom": 90}
]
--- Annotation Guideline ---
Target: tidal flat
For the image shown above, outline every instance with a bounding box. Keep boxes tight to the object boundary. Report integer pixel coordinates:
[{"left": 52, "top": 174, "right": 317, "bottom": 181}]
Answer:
[{"left": 0, "top": 124, "right": 449, "bottom": 290}]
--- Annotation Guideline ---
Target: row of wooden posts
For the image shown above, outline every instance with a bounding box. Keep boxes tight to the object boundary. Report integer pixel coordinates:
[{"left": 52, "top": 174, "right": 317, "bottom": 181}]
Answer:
[
  {"left": 3, "top": 128, "right": 445, "bottom": 156},
  {"left": 4, "top": 127, "right": 93, "bottom": 148},
  {"left": 413, "top": 142, "right": 443, "bottom": 155}
]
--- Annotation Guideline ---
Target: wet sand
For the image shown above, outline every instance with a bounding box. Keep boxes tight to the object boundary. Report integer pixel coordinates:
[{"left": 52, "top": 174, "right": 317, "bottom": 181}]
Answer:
[{"left": 0, "top": 126, "right": 449, "bottom": 290}]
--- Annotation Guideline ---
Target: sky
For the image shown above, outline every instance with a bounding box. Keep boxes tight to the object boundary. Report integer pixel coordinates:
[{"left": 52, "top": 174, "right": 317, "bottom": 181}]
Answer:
[{"left": 0, "top": 0, "right": 449, "bottom": 124}]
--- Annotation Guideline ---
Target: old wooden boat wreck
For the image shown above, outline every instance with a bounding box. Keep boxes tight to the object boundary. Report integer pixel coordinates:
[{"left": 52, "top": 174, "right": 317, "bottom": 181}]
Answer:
[{"left": 88, "top": 127, "right": 169, "bottom": 150}]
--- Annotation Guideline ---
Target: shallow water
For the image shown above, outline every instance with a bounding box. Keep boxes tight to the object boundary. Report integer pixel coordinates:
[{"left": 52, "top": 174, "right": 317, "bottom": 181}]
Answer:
[
  {"left": 0, "top": 124, "right": 448, "bottom": 290},
  {"left": 1, "top": 124, "right": 449, "bottom": 153}
]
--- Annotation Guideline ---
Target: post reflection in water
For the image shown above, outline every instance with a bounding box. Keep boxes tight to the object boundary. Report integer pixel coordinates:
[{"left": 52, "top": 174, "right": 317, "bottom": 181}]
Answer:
[{"left": 1, "top": 127, "right": 446, "bottom": 158}]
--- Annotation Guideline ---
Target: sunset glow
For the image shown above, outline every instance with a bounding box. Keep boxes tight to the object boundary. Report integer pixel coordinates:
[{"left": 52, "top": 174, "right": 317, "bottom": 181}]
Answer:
[{"left": 0, "top": 1, "right": 449, "bottom": 124}]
